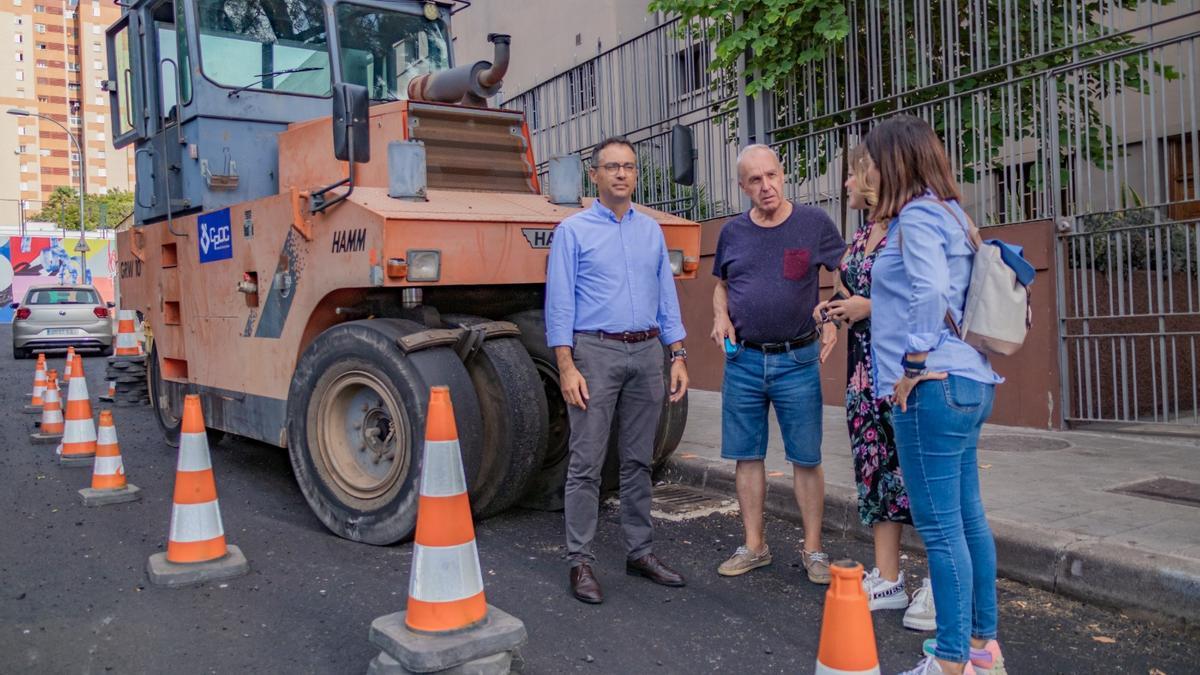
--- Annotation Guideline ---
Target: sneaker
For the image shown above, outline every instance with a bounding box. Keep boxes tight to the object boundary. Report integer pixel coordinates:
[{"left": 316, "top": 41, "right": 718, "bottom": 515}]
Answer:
[
  {"left": 863, "top": 568, "right": 909, "bottom": 611},
  {"left": 899, "top": 655, "right": 977, "bottom": 675},
  {"left": 717, "top": 544, "right": 772, "bottom": 577},
  {"left": 923, "top": 639, "right": 1007, "bottom": 675},
  {"left": 801, "top": 549, "right": 831, "bottom": 584},
  {"left": 903, "top": 577, "right": 937, "bottom": 631}
]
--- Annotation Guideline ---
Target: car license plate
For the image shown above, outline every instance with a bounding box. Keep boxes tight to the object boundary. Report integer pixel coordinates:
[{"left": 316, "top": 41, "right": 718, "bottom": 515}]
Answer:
[{"left": 46, "top": 328, "right": 80, "bottom": 336}]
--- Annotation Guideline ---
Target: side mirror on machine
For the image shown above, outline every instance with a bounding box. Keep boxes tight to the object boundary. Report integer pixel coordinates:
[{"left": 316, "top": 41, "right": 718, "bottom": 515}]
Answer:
[
  {"left": 332, "top": 82, "right": 371, "bottom": 164},
  {"left": 671, "top": 124, "right": 696, "bottom": 186}
]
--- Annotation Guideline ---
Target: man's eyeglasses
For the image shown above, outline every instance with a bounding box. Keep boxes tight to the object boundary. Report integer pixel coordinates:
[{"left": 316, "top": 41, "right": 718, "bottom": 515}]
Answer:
[{"left": 595, "top": 162, "right": 638, "bottom": 175}]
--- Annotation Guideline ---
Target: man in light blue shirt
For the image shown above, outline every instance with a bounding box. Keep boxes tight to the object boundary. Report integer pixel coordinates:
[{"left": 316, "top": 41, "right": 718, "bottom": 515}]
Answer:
[{"left": 545, "top": 136, "right": 689, "bottom": 605}]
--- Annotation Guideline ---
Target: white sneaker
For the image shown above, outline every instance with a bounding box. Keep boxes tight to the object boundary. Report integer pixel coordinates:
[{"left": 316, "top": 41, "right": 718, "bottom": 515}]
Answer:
[
  {"left": 863, "top": 568, "right": 909, "bottom": 611},
  {"left": 903, "top": 577, "right": 937, "bottom": 631}
]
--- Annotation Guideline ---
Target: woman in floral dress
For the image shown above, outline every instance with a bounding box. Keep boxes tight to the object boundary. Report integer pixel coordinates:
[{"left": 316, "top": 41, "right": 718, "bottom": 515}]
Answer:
[{"left": 816, "top": 146, "right": 933, "bottom": 629}]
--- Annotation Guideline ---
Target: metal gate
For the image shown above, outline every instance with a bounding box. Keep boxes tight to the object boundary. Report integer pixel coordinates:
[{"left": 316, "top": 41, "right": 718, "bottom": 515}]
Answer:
[{"left": 1051, "top": 29, "right": 1200, "bottom": 431}]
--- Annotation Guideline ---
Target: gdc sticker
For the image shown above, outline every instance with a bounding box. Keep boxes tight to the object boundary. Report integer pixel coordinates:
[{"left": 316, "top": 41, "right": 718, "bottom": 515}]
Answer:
[{"left": 198, "top": 208, "right": 234, "bottom": 263}]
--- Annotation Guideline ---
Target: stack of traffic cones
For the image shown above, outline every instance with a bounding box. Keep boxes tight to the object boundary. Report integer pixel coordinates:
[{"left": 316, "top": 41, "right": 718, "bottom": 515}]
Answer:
[
  {"left": 30, "top": 371, "right": 64, "bottom": 444},
  {"left": 367, "top": 386, "right": 526, "bottom": 674},
  {"left": 79, "top": 411, "right": 142, "bottom": 506},
  {"left": 114, "top": 310, "right": 141, "bottom": 356},
  {"left": 815, "top": 561, "right": 881, "bottom": 674},
  {"left": 25, "top": 354, "right": 47, "bottom": 413},
  {"left": 146, "top": 395, "right": 248, "bottom": 588},
  {"left": 59, "top": 354, "right": 98, "bottom": 467}
]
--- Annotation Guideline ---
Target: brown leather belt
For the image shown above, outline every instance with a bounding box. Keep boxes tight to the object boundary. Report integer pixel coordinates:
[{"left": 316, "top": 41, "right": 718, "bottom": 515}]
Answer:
[{"left": 583, "top": 328, "right": 661, "bottom": 343}]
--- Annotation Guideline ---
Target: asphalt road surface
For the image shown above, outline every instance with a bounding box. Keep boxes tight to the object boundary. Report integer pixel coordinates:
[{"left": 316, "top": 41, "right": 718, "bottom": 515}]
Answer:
[{"left": 1, "top": 331, "right": 1197, "bottom": 674}]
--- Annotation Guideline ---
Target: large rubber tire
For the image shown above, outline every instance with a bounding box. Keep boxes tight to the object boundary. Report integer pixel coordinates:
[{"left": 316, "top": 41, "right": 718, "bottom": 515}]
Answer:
[
  {"left": 506, "top": 309, "right": 572, "bottom": 511},
  {"left": 442, "top": 314, "right": 549, "bottom": 519},
  {"left": 286, "top": 319, "right": 483, "bottom": 545},
  {"left": 148, "top": 343, "right": 224, "bottom": 448}
]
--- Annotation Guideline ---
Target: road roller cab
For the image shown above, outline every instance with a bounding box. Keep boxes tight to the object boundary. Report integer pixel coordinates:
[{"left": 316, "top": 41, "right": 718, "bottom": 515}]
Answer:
[{"left": 107, "top": 0, "right": 701, "bottom": 544}]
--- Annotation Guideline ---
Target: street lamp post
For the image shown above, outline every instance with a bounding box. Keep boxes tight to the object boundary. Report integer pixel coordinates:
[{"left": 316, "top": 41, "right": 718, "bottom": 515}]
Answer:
[{"left": 8, "top": 108, "right": 90, "bottom": 282}]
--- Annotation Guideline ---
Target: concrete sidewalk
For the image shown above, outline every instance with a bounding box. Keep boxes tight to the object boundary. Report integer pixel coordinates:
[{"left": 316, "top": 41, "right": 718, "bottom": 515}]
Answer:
[{"left": 663, "top": 390, "right": 1200, "bottom": 623}]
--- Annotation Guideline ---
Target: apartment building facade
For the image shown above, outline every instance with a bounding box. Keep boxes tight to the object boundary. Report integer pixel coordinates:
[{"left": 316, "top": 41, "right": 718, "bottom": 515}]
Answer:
[{"left": 0, "top": 0, "right": 134, "bottom": 225}]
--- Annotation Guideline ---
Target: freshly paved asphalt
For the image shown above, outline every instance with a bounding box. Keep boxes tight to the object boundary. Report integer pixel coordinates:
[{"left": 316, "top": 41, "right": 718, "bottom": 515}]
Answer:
[{"left": 1, "top": 330, "right": 1197, "bottom": 674}]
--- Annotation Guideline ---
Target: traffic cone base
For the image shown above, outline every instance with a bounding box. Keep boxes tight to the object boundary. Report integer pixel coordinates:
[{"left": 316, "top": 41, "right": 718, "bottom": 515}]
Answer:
[
  {"left": 366, "top": 386, "right": 526, "bottom": 674},
  {"left": 815, "top": 561, "right": 881, "bottom": 675},
  {"left": 147, "top": 545, "right": 248, "bottom": 589},
  {"left": 148, "top": 394, "right": 248, "bottom": 588},
  {"left": 80, "top": 484, "right": 142, "bottom": 507}
]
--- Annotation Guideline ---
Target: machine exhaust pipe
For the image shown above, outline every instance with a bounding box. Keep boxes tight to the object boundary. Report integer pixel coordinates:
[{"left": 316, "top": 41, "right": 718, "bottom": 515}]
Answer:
[{"left": 407, "top": 33, "right": 511, "bottom": 107}]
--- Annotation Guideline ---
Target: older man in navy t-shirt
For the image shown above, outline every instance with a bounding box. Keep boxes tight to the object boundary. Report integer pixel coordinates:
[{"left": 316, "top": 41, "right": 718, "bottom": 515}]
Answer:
[{"left": 711, "top": 145, "right": 845, "bottom": 584}]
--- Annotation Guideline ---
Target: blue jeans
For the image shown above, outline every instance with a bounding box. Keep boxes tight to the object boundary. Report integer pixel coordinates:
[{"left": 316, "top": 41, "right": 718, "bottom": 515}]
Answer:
[
  {"left": 720, "top": 340, "right": 823, "bottom": 466},
  {"left": 892, "top": 376, "right": 997, "bottom": 663}
]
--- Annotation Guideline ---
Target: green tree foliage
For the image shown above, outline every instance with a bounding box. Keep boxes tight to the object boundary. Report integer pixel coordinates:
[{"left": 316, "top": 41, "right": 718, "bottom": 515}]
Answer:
[
  {"left": 648, "top": 0, "right": 1179, "bottom": 186},
  {"left": 28, "top": 187, "right": 134, "bottom": 231}
]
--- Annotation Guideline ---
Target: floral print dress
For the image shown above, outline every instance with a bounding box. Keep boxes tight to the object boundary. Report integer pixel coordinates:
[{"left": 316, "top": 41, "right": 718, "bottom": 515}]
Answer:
[{"left": 841, "top": 221, "right": 912, "bottom": 527}]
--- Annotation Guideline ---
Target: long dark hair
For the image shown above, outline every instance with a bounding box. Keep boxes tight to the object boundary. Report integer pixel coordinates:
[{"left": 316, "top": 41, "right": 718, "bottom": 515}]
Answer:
[{"left": 864, "top": 115, "right": 962, "bottom": 222}]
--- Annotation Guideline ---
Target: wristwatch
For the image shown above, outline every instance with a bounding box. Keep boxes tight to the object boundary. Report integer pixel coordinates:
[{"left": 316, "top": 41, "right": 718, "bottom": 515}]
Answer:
[{"left": 670, "top": 348, "right": 688, "bottom": 362}]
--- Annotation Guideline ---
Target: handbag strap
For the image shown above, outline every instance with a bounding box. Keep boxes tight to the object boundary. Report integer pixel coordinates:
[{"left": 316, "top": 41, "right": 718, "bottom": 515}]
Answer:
[{"left": 894, "top": 196, "right": 975, "bottom": 338}]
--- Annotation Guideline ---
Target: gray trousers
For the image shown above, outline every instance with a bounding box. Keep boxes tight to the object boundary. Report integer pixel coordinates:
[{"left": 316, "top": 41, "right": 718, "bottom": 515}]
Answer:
[{"left": 565, "top": 333, "right": 665, "bottom": 566}]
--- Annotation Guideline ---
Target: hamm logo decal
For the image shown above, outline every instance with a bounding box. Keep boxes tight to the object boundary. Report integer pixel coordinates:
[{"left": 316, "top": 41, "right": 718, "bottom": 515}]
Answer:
[
  {"left": 521, "top": 228, "right": 555, "bottom": 249},
  {"left": 332, "top": 228, "right": 367, "bottom": 253}
]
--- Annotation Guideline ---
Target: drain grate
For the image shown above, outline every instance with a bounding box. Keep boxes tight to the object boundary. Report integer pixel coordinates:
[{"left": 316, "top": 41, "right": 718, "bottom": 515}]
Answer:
[
  {"left": 1111, "top": 477, "right": 1200, "bottom": 509},
  {"left": 979, "top": 435, "right": 1071, "bottom": 452},
  {"left": 649, "top": 484, "right": 739, "bottom": 521}
]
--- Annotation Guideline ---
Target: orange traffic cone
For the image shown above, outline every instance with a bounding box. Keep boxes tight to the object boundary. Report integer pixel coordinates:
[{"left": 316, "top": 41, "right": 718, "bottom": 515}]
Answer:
[
  {"left": 146, "top": 395, "right": 248, "bottom": 587},
  {"left": 406, "top": 386, "right": 488, "bottom": 633},
  {"left": 25, "top": 354, "right": 47, "bottom": 413},
  {"left": 114, "top": 310, "right": 140, "bottom": 356},
  {"left": 63, "top": 346, "right": 76, "bottom": 380},
  {"left": 59, "top": 354, "right": 98, "bottom": 466},
  {"left": 31, "top": 371, "right": 64, "bottom": 444},
  {"left": 366, "top": 386, "right": 526, "bottom": 674},
  {"left": 815, "top": 561, "right": 881, "bottom": 675},
  {"left": 79, "top": 411, "right": 142, "bottom": 506},
  {"left": 99, "top": 380, "right": 116, "bottom": 402}
]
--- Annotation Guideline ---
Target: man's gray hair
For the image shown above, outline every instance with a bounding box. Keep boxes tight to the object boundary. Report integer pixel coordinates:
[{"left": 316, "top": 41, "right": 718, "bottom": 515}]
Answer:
[{"left": 736, "top": 144, "right": 781, "bottom": 180}]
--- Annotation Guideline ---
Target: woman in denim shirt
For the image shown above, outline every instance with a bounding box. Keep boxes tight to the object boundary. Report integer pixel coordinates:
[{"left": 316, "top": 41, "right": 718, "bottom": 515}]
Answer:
[{"left": 865, "top": 116, "right": 1006, "bottom": 675}]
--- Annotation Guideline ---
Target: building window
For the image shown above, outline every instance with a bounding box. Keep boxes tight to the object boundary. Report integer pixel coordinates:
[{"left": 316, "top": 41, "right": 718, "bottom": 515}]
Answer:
[
  {"left": 67, "top": 82, "right": 79, "bottom": 91},
  {"left": 92, "top": 43, "right": 100, "bottom": 53},
  {"left": 35, "top": 60, "right": 46, "bottom": 68},
  {"left": 97, "top": 151, "right": 106, "bottom": 159},
  {"left": 93, "top": 95, "right": 103, "bottom": 105},
  {"left": 97, "top": 168, "right": 106, "bottom": 177},
  {"left": 566, "top": 61, "right": 598, "bottom": 116},
  {"left": 39, "top": 149, "right": 50, "bottom": 156},
  {"left": 34, "top": 4, "right": 45, "bottom": 12},
  {"left": 35, "top": 24, "right": 46, "bottom": 34},
  {"left": 95, "top": 114, "right": 105, "bottom": 123},
  {"left": 15, "top": 52, "right": 23, "bottom": 62},
  {"left": 16, "top": 126, "right": 26, "bottom": 135},
  {"left": 14, "top": 35, "right": 23, "bottom": 44},
  {"left": 65, "top": 10, "right": 75, "bottom": 19},
  {"left": 92, "top": 60, "right": 102, "bottom": 71},
  {"left": 68, "top": 116, "right": 80, "bottom": 126},
  {"left": 17, "top": 144, "right": 28, "bottom": 153},
  {"left": 70, "top": 152, "right": 80, "bottom": 161},
  {"left": 15, "top": 87, "right": 24, "bottom": 96},
  {"left": 67, "top": 62, "right": 79, "bottom": 72},
  {"left": 15, "top": 17, "right": 22, "bottom": 25},
  {"left": 92, "top": 26, "right": 100, "bottom": 35},
  {"left": 15, "top": 71, "right": 23, "bottom": 81},
  {"left": 19, "top": 182, "right": 28, "bottom": 191},
  {"left": 92, "top": 1, "right": 100, "bottom": 17},
  {"left": 673, "top": 43, "right": 706, "bottom": 97},
  {"left": 94, "top": 131, "right": 104, "bottom": 141}
]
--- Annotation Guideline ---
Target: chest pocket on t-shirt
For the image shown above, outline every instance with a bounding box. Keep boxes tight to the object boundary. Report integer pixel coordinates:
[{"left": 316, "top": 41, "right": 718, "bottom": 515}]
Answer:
[{"left": 783, "top": 248, "right": 811, "bottom": 281}]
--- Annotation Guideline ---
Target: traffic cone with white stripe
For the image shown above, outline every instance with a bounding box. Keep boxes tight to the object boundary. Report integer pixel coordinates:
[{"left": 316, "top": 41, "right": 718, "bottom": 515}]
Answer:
[
  {"left": 147, "top": 394, "right": 248, "bottom": 588},
  {"left": 79, "top": 411, "right": 141, "bottom": 506},
  {"left": 366, "top": 386, "right": 526, "bottom": 674},
  {"left": 25, "top": 354, "right": 47, "bottom": 413},
  {"left": 59, "top": 354, "right": 98, "bottom": 466},
  {"left": 63, "top": 346, "right": 75, "bottom": 381},
  {"left": 114, "top": 310, "right": 140, "bottom": 356},
  {"left": 99, "top": 380, "right": 116, "bottom": 402},
  {"left": 815, "top": 561, "right": 881, "bottom": 675},
  {"left": 31, "top": 371, "right": 64, "bottom": 444}
]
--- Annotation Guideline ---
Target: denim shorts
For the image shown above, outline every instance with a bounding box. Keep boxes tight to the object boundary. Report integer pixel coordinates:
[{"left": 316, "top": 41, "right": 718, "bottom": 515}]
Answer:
[{"left": 720, "top": 340, "right": 823, "bottom": 466}]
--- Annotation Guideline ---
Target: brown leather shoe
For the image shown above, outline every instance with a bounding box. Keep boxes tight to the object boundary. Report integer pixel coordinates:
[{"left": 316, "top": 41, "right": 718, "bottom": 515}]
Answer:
[
  {"left": 626, "top": 553, "right": 686, "bottom": 587},
  {"left": 570, "top": 564, "right": 603, "bottom": 604}
]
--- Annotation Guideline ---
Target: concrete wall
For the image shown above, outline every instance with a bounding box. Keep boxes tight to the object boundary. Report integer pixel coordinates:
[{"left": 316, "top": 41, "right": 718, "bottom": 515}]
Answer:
[{"left": 450, "top": 0, "right": 664, "bottom": 99}]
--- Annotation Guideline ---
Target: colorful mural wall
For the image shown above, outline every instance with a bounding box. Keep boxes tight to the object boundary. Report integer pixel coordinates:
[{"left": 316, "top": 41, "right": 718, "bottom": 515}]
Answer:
[{"left": 0, "top": 236, "right": 116, "bottom": 322}]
